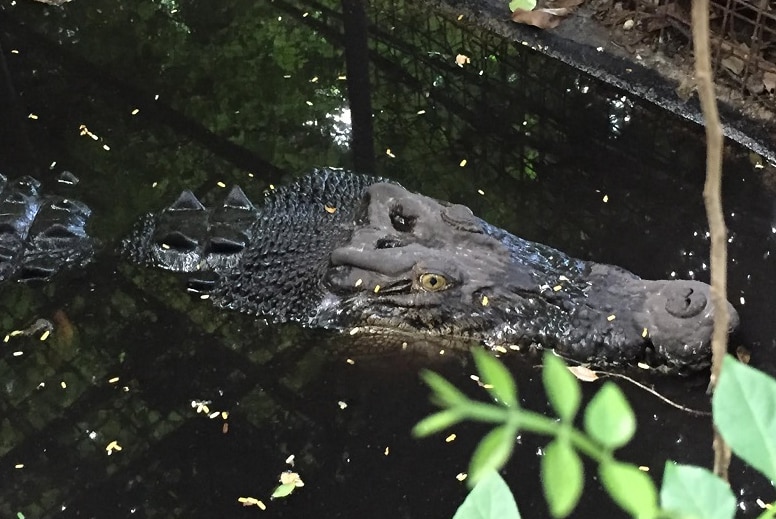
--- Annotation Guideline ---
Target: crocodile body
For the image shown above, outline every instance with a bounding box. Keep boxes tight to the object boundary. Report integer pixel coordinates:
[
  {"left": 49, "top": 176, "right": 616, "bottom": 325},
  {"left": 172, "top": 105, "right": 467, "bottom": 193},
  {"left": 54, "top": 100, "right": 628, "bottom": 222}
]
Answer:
[{"left": 0, "top": 174, "right": 92, "bottom": 282}]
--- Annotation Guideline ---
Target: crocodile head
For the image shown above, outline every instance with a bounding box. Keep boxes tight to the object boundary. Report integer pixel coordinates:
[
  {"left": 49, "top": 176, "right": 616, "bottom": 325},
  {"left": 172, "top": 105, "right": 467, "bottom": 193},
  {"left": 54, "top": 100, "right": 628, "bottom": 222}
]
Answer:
[{"left": 312, "top": 182, "right": 738, "bottom": 372}]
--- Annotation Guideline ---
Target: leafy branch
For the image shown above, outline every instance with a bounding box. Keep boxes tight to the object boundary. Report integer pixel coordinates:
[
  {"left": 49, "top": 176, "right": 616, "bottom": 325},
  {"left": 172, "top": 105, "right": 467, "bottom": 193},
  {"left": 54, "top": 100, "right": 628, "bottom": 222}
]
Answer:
[{"left": 415, "top": 350, "right": 776, "bottom": 519}]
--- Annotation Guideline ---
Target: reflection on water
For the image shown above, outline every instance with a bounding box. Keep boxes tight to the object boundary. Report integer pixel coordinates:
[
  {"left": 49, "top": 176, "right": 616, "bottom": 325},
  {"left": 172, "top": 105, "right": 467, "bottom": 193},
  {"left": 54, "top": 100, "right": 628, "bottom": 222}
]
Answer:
[{"left": 0, "top": 0, "right": 774, "bottom": 517}]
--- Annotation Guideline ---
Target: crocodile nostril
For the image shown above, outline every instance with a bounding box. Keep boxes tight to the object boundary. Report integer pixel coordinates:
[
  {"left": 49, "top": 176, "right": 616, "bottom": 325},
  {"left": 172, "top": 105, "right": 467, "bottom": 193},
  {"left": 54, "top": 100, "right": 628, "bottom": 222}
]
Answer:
[{"left": 665, "top": 286, "right": 707, "bottom": 318}]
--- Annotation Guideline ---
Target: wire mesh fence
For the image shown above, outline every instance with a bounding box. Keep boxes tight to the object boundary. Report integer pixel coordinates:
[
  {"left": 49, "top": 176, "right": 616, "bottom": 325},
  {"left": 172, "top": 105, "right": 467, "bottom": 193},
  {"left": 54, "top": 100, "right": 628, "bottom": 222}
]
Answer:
[{"left": 607, "top": 0, "right": 775, "bottom": 108}]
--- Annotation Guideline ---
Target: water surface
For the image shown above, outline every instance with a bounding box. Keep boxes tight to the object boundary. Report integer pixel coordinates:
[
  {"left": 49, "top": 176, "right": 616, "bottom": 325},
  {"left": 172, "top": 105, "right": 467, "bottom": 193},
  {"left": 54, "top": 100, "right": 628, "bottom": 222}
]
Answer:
[{"left": 1, "top": 0, "right": 774, "bottom": 517}]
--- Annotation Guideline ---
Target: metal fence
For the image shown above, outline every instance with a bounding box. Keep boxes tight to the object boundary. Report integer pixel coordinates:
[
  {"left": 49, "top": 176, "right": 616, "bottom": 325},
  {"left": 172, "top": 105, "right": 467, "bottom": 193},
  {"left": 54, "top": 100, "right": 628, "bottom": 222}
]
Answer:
[{"left": 616, "top": 0, "right": 776, "bottom": 107}]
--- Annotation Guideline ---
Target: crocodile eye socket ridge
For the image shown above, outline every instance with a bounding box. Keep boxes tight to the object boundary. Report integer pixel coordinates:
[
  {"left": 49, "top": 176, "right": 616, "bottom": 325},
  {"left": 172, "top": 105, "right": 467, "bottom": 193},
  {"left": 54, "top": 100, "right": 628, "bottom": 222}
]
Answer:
[{"left": 389, "top": 206, "right": 416, "bottom": 232}]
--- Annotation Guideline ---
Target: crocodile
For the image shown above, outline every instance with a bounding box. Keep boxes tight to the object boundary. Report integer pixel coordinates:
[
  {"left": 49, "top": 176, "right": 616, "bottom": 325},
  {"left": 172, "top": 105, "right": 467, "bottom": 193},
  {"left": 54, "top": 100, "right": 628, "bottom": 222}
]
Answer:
[
  {"left": 3, "top": 169, "right": 739, "bottom": 371},
  {"left": 0, "top": 173, "right": 92, "bottom": 282},
  {"left": 123, "top": 169, "right": 739, "bottom": 372}
]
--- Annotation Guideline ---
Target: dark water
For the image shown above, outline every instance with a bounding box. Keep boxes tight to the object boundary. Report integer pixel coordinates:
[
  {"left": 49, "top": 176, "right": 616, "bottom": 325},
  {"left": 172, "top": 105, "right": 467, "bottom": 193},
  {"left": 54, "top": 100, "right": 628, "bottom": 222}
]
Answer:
[{"left": 0, "top": 0, "right": 774, "bottom": 517}]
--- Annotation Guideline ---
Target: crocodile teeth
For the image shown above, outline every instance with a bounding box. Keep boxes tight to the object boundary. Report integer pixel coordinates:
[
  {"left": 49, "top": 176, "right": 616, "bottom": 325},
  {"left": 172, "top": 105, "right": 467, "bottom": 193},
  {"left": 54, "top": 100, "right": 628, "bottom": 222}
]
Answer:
[
  {"left": 167, "top": 190, "right": 206, "bottom": 212},
  {"left": 222, "top": 186, "right": 255, "bottom": 211}
]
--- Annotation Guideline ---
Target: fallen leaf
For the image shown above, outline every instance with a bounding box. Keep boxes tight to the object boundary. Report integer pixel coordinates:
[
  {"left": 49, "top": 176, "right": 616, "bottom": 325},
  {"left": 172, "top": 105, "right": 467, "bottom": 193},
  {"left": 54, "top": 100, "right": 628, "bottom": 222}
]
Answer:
[
  {"left": 509, "top": 0, "right": 537, "bottom": 11},
  {"left": 721, "top": 55, "right": 744, "bottom": 75},
  {"left": 511, "top": 7, "right": 573, "bottom": 29},
  {"left": 568, "top": 365, "right": 598, "bottom": 382},
  {"left": 735, "top": 346, "right": 751, "bottom": 364},
  {"left": 763, "top": 72, "right": 776, "bottom": 93}
]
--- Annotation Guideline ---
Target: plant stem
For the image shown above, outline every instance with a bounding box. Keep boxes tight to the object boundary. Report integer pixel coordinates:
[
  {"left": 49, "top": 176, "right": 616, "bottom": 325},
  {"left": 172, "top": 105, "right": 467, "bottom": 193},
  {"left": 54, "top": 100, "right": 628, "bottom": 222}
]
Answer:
[
  {"left": 690, "top": 0, "right": 731, "bottom": 482},
  {"left": 470, "top": 404, "right": 609, "bottom": 463}
]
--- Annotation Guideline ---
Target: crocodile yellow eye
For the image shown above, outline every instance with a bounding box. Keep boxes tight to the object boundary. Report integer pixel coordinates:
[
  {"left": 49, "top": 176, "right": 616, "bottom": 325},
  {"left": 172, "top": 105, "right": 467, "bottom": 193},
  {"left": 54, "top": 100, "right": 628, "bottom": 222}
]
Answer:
[{"left": 419, "top": 273, "right": 448, "bottom": 292}]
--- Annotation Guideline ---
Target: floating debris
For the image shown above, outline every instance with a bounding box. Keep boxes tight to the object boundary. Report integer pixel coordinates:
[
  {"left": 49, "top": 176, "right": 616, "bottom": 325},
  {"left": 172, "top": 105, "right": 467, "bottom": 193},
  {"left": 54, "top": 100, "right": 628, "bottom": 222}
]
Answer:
[
  {"left": 455, "top": 54, "right": 471, "bottom": 67},
  {"left": 191, "top": 400, "right": 211, "bottom": 414},
  {"left": 238, "top": 496, "right": 266, "bottom": 509},
  {"left": 106, "top": 440, "right": 122, "bottom": 455},
  {"left": 272, "top": 471, "right": 304, "bottom": 498}
]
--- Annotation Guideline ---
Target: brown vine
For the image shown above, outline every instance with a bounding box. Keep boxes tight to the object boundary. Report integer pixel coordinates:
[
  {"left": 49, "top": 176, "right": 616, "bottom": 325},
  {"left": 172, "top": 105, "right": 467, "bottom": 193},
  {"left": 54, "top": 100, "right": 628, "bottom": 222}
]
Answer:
[{"left": 690, "top": 0, "right": 732, "bottom": 482}]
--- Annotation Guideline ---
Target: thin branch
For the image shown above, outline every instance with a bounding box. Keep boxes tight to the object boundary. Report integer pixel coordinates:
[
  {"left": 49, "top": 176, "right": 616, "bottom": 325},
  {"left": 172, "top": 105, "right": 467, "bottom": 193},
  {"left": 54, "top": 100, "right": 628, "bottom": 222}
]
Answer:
[
  {"left": 691, "top": 0, "right": 731, "bottom": 481},
  {"left": 595, "top": 372, "right": 711, "bottom": 417}
]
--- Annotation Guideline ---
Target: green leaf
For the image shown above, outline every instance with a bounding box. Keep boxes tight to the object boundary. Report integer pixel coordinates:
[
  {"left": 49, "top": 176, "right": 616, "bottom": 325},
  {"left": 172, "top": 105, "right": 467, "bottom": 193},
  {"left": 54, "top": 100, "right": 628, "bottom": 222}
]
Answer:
[
  {"left": 541, "top": 439, "right": 583, "bottom": 518},
  {"left": 660, "top": 462, "right": 735, "bottom": 519},
  {"left": 271, "top": 483, "right": 296, "bottom": 498},
  {"left": 508, "top": 0, "right": 537, "bottom": 12},
  {"left": 468, "top": 423, "right": 518, "bottom": 486},
  {"left": 473, "top": 349, "right": 518, "bottom": 408},
  {"left": 583, "top": 382, "right": 636, "bottom": 449},
  {"left": 412, "top": 409, "right": 464, "bottom": 437},
  {"left": 713, "top": 356, "right": 776, "bottom": 483},
  {"left": 453, "top": 470, "right": 521, "bottom": 519},
  {"left": 599, "top": 460, "right": 658, "bottom": 518},
  {"left": 420, "top": 369, "right": 469, "bottom": 408},
  {"left": 542, "top": 353, "right": 581, "bottom": 422}
]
